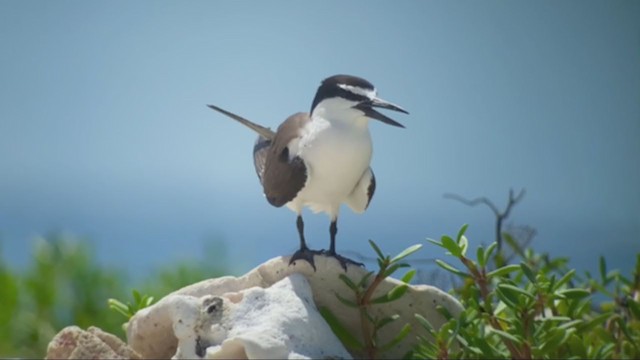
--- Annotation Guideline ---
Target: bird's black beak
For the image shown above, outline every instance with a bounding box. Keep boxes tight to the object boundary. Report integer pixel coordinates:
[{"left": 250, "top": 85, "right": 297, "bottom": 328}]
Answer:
[{"left": 354, "top": 97, "right": 408, "bottom": 128}]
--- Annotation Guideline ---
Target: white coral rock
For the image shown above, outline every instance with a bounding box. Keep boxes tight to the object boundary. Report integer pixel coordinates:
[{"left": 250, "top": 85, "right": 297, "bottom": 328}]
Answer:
[
  {"left": 168, "top": 274, "right": 351, "bottom": 359},
  {"left": 127, "top": 255, "right": 463, "bottom": 359}
]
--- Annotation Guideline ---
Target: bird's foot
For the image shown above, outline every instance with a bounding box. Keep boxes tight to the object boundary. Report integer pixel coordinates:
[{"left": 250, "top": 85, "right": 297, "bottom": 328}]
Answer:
[
  {"left": 289, "top": 247, "right": 323, "bottom": 271},
  {"left": 322, "top": 250, "right": 365, "bottom": 271}
]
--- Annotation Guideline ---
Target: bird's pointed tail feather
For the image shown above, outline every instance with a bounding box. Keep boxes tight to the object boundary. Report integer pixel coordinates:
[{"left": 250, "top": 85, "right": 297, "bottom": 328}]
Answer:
[{"left": 207, "top": 104, "right": 275, "bottom": 140}]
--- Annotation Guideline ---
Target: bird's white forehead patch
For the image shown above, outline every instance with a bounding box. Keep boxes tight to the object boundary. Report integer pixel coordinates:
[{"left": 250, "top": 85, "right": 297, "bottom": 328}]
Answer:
[{"left": 337, "top": 84, "right": 377, "bottom": 99}]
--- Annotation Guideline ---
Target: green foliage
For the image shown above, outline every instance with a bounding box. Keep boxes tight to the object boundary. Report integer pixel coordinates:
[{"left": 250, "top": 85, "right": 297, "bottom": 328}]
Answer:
[
  {"left": 0, "top": 233, "right": 228, "bottom": 358},
  {"left": 3, "top": 225, "right": 638, "bottom": 360},
  {"left": 413, "top": 225, "right": 640, "bottom": 359},
  {"left": 108, "top": 290, "right": 155, "bottom": 323},
  {"left": 320, "top": 240, "right": 422, "bottom": 358},
  {"left": 0, "top": 234, "right": 126, "bottom": 358}
]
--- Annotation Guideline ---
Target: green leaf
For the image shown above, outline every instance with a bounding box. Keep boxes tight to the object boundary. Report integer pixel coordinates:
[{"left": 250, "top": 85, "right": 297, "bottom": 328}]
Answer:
[
  {"left": 589, "top": 280, "right": 614, "bottom": 298},
  {"left": 487, "top": 327, "right": 523, "bottom": 345},
  {"left": 537, "top": 316, "right": 572, "bottom": 323},
  {"left": 487, "top": 264, "right": 521, "bottom": 278},
  {"left": 520, "top": 262, "right": 536, "bottom": 283},
  {"left": 369, "top": 239, "right": 385, "bottom": 260},
  {"left": 390, "top": 244, "right": 422, "bottom": 263},
  {"left": 335, "top": 292, "right": 358, "bottom": 308},
  {"left": 628, "top": 298, "right": 640, "bottom": 319},
  {"left": 578, "top": 312, "right": 610, "bottom": 332},
  {"left": 495, "top": 286, "right": 520, "bottom": 309},
  {"left": 371, "top": 284, "right": 408, "bottom": 304},
  {"left": 426, "top": 238, "right": 443, "bottom": 248},
  {"left": 503, "top": 232, "right": 525, "bottom": 258},
  {"left": 357, "top": 271, "right": 374, "bottom": 289},
  {"left": 599, "top": 256, "right": 607, "bottom": 283},
  {"left": 556, "top": 288, "right": 590, "bottom": 300},
  {"left": 476, "top": 245, "right": 486, "bottom": 268},
  {"left": 458, "top": 235, "right": 469, "bottom": 257},
  {"left": 594, "top": 343, "right": 615, "bottom": 359},
  {"left": 383, "top": 263, "right": 410, "bottom": 278},
  {"left": 557, "top": 319, "right": 583, "bottom": 329},
  {"left": 387, "top": 283, "right": 409, "bottom": 300},
  {"left": 132, "top": 289, "right": 142, "bottom": 305},
  {"left": 401, "top": 269, "right": 416, "bottom": 284},
  {"left": 498, "top": 283, "right": 535, "bottom": 300},
  {"left": 379, "top": 323, "right": 412, "bottom": 352},
  {"left": 414, "top": 314, "right": 434, "bottom": 332},
  {"left": 539, "top": 328, "right": 574, "bottom": 354},
  {"left": 376, "top": 314, "right": 399, "bottom": 330},
  {"left": 615, "top": 316, "right": 639, "bottom": 349},
  {"left": 460, "top": 343, "right": 484, "bottom": 357},
  {"left": 435, "top": 304, "right": 453, "bottom": 320},
  {"left": 319, "top": 307, "right": 362, "bottom": 350},
  {"left": 108, "top": 298, "right": 131, "bottom": 318},
  {"left": 339, "top": 273, "right": 358, "bottom": 291},
  {"left": 485, "top": 242, "right": 498, "bottom": 262},
  {"left": 554, "top": 269, "right": 576, "bottom": 291},
  {"left": 472, "top": 337, "right": 503, "bottom": 358},
  {"left": 546, "top": 275, "right": 556, "bottom": 293},
  {"left": 618, "top": 273, "right": 632, "bottom": 287},
  {"left": 441, "top": 235, "right": 461, "bottom": 257},
  {"left": 434, "top": 259, "right": 470, "bottom": 278},
  {"left": 456, "top": 224, "right": 469, "bottom": 242},
  {"left": 493, "top": 299, "right": 507, "bottom": 315}
]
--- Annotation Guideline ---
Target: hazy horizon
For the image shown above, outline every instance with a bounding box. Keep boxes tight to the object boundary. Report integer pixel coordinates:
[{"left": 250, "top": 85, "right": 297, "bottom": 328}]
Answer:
[{"left": 1, "top": 1, "right": 638, "bottom": 279}]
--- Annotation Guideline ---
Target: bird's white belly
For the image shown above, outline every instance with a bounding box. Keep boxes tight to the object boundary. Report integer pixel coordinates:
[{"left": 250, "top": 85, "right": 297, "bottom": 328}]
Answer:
[{"left": 288, "top": 120, "right": 372, "bottom": 216}]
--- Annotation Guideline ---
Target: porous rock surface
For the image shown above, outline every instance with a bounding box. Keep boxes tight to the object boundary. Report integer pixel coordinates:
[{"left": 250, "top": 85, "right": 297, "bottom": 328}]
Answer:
[
  {"left": 127, "top": 255, "right": 463, "bottom": 359},
  {"left": 46, "top": 325, "right": 141, "bottom": 359},
  {"left": 170, "top": 274, "right": 351, "bottom": 359}
]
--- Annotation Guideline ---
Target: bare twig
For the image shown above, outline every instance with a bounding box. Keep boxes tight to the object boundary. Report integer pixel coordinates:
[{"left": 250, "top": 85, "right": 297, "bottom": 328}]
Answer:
[
  {"left": 444, "top": 188, "right": 526, "bottom": 250},
  {"left": 503, "top": 224, "right": 537, "bottom": 263}
]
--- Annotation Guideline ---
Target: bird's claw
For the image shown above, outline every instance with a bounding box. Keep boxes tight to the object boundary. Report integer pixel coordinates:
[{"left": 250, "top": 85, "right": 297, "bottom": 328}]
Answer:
[
  {"left": 289, "top": 247, "right": 323, "bottom": 271},
  {"left": 322, "top": 250, "right": 365, "bottom": 271}
]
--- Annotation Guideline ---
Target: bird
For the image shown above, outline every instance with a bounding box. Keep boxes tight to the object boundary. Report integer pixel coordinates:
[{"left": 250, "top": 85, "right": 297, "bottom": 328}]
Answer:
[{"left": 207, "top": 74, "right": 408, "bottom": 270}]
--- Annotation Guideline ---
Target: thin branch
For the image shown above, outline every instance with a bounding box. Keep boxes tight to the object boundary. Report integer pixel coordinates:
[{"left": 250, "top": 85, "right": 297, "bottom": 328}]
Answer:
[
  {"left": 502, "top": 188, "right": 526, "bottom": 221},
  {"left": 503, "top": 224, "right": 537, "bottom": 263},
  {"left": 444, "top": 188, "right": 526, "bottom": 250},
  {"left": 443, "top": 193, "right": 501, "bottom": 217}
]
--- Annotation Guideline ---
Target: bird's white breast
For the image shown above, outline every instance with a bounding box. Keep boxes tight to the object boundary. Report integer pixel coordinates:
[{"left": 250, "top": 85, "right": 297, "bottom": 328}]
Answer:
[{"left": 287, "top": 115, "right": 372, "bottom": 217}]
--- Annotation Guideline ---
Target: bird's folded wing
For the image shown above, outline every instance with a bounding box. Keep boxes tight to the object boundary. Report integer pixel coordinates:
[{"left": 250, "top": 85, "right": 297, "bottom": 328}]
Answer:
[
  {"left": 261, "top": 112, "right": 310, "bottom": 207},
  {"left": 253, "top": 136, "right": 270, "bottom": 184},
  {"left": 345, "top": 167, "right": 376, "bottom": 213}
]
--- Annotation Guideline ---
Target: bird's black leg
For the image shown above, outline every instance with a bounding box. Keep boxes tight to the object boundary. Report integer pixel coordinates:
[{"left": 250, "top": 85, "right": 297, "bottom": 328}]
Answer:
[
  {"left": 329, "top": 219, "right": 338, "bottom": 254},
  {"left": 297, "top": 215, "right": 307, "bottom": 250},
  {"left": 324, "top": 218, "right": 364, "bottom": 271},
  {"left": 289, "top": 215, "right": 321, "bottom": 270}
]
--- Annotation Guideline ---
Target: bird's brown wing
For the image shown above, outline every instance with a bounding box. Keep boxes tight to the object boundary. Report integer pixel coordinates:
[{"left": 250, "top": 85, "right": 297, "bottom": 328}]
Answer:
[
  {"left": 253, "top": 136, "right": 271, "bottom": 184},
  {"left": 258, "top": 112, "right": 310, "bottom": 207},
  {"left": 206, "top": 104, "right": 276, "bottom": 187},
  {"left": 208, "top": 104, "right": 309, "bottom": 207}
]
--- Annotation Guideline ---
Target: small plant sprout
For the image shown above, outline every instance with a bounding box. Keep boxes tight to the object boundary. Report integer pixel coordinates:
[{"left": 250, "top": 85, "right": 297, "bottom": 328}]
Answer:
[
  {"left": 321, "top": 240, "right": 422, "bottom": 359},
  {"left": 108, "top": 289, "right": 155, "bottom": 330}
]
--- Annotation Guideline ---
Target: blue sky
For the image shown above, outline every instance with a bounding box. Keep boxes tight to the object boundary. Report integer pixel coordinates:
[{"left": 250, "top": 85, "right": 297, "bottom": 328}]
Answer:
[{"left": 1, "top": 1, "right": 638, "bottom": 278}]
